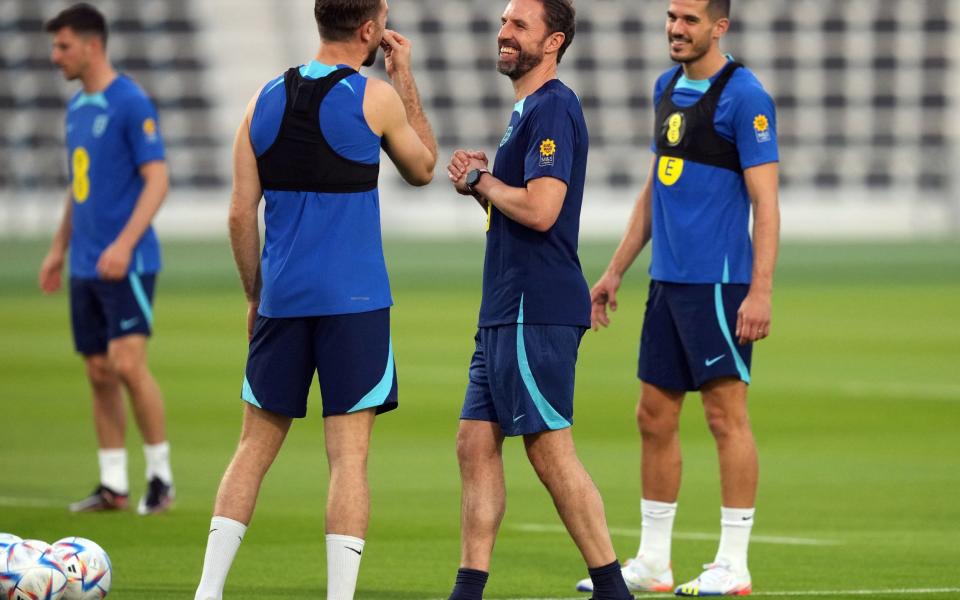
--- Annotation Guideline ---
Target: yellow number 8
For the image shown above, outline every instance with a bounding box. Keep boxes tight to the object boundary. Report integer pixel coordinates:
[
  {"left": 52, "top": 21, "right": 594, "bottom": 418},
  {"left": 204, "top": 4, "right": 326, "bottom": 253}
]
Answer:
[{"left": 72, "top": 146, "right": 90, "bottom": 203}]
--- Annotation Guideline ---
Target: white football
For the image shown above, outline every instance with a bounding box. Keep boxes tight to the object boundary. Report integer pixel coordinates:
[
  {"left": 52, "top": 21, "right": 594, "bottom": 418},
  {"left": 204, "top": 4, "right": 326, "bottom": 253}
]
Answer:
[
  {"left": 0, "top": 539, "right": 68, "bottom": 599},
  {"left": 51, "top": 537, "right": 112, "bottom": 600}
]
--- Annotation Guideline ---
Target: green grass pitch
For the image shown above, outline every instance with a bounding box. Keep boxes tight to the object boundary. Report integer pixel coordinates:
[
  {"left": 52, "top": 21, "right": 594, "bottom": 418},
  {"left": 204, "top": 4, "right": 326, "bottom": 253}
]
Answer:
[{"left": 1, "top": 238, "right": 958, "bottom": 599}]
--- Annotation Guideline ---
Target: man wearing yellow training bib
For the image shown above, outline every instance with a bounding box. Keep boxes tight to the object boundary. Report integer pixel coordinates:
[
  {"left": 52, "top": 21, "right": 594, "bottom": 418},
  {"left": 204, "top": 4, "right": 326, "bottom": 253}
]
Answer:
[
  {"left": 38, "top": 3, "right": 174, "bottom": 516},
  {"left": 583, "top": 0, "right": 780, "bottom": 597}
]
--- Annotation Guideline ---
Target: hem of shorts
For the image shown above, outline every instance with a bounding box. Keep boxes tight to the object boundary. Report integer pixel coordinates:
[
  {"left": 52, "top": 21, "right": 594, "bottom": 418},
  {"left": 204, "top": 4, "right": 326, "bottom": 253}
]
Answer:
[
  {"left": 241, "top": 397, "right": 306, "bottom": 419},
  {"left": 638, "top": 373, "right": 696, "bottom": 393},
  {"left": 259, "top": 302, "right": 393, "bottom": 319},
  {"left": 325, "top": 400, "right": 399, "bottom": 418},
  {"left": 693, "top": 372, "right": 751, "bottom": 390}
]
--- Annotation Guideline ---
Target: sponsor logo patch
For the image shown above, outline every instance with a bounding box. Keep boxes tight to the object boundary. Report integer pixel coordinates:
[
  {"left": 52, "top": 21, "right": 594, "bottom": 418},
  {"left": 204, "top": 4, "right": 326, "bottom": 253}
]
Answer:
[
  {"left": 664, "top": 111, "right": 685, "bottom": 147},
  {"left": 538, "top": 138, "right": 556, "bottom": 167},
  {"left": 753, "top": 114, "right": 771, "bottom": 143},
  {"left": 143, "top": 117, "right": 159, "bottom": 142}
]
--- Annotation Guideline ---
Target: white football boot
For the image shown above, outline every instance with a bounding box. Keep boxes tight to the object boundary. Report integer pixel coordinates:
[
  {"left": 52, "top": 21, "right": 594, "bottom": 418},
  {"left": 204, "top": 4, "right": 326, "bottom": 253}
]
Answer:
[
  {"left": 575, "top": 555, "right": 674, "bottom": 593},
  {"left": 674, "top": 562, "right": 752, "bottom": 596}
]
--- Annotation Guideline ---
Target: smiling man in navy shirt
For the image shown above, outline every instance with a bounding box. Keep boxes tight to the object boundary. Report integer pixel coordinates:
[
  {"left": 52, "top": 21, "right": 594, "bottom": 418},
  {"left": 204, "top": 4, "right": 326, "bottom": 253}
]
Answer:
[{"left": 446, "top": 1, "right": 632, "bottom": 599}]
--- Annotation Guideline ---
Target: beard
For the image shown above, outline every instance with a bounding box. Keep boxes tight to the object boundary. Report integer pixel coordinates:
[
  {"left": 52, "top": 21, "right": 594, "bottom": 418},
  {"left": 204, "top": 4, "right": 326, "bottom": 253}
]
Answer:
[
  {"left": 669, "top": 34, "right": 711, "bottom": 64},
  {"left": 497, "top": 41, "right": 545, "bottom": 80},
  {"left": 363, "top": 44, "right": 379, "bottom": 67}
]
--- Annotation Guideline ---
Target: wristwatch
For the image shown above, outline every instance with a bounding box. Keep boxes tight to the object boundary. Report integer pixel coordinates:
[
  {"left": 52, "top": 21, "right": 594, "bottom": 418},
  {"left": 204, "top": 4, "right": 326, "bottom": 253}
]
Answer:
[{"left": 465, "top": 168, "right": 490, "bottom": 191}]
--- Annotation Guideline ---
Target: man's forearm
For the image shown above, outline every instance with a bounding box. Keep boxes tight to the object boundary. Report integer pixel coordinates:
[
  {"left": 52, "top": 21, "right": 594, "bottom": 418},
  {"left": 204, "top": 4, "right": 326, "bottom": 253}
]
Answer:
[
  {"left": 391, "top": 70, "right": 437, "bottom": 161},
  {"left": 228, "top": 203, "right": 262, "bottom": 301},
  {"left": 476, "top": 178, "right": 548, "bottom": 231},
  {"left": 50, "top": 189, "right": 73, "bottom": 255},
  {"left": 606, "top": 186, "right": 652, "bottom": 278},
  {"left": 116, "top": 164, "right": 168, "bottom": 250},
  {"left": 750, "top": 199, "right": 780, "bottom": 295}
]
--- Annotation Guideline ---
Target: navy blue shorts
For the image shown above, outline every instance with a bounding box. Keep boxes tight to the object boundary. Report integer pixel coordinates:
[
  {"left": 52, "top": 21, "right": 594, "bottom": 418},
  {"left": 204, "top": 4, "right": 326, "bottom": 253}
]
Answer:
[
  {"left": 462, "top": 324, "right": 585, "bottom": 437},
  {"left": 70, "top": 274, "right": 156, "bottom": 356},
  {"left": 242, "top": 308, "right": 398, "bottom": 419},
  {"left": 638, "top": 280, "right": 753, "bottom": 392}
]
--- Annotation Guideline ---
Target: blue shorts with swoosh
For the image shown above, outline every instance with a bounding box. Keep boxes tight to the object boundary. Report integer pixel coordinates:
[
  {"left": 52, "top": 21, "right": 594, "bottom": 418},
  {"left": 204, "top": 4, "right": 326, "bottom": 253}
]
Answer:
[
  {"left": 461, "top": 325, "right": 585, "bottom": 436},
  {"left": 639, "top": 280, "right": 753, "bottom": 392},
  {"left": 241, "top": 308, "right": 397, "bottom": 419},
  {"left": 70, "top": 274, "right": 156, "bottom": 355}
]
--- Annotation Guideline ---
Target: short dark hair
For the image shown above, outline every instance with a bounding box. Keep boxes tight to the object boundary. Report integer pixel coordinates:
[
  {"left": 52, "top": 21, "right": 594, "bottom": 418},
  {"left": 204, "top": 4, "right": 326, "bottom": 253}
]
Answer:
[
  {"left": 44, "top": 3, "right": 108, "bottom": 46},
  {"left": 707, "top": 0, "right": 731, "bottom": 20},
  {"left": 314, "top": 0, "right": 383, "bottom": 42},
  {"left": 536, "top": 0, "right": 576, "bottom": 64}
]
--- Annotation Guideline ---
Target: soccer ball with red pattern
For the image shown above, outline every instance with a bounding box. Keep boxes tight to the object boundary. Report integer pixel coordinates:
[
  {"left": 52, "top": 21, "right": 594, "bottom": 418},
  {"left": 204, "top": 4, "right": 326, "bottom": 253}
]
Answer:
[{"left": 0, "top": 539, "right": 68, "bottom": 600}]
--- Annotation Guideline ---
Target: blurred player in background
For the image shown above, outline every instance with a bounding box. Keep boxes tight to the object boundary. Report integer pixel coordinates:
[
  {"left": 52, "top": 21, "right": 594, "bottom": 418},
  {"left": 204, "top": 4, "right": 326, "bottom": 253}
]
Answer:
[
  {"left": 446, "top": 1, "right": 633, "bottom": 599},
  {"left": 580, "top": 0, "right": 780, "bottom": 596},
  {"left": 192, "top": 1, "right": 436, "bottom": 599},
  {"left": 39, "top": 3, "right": 175, "bottom": 516}
]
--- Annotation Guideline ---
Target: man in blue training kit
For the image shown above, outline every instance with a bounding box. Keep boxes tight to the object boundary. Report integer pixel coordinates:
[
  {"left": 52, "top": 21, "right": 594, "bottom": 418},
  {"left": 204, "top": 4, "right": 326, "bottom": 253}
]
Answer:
[
  {"left": 39, "top": 3, "right": 175, "bottom": 516},
  {"left": 192, "top": 1, "right": 437, "bottom": 599},
  {"left": 578, "top": 0, "right": 781, "bottom": 596},
  {"left": 446, "top": 1, "right": 633, "bottom": 599}
]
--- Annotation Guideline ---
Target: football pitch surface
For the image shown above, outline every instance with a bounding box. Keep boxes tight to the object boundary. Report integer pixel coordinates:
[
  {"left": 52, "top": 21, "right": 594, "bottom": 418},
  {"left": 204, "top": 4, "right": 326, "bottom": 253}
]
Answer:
[{"left": 1, "top": 238, "right": 959, "bottom": 600}]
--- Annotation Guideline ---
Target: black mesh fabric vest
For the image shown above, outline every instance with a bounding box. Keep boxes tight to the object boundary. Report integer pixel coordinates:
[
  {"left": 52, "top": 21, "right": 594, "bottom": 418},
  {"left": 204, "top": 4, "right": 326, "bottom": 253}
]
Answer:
[
  {"left": 256, "top": 67, "right": 379, "bottom": 193},
  {"left": 654, "top": 62, "right": 744, "bottom": 174}
]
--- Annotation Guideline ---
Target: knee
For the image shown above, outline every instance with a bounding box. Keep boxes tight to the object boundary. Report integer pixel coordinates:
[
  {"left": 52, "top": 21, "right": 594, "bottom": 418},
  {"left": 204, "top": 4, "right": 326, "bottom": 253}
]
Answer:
[
  {"left": 456, "top": 428, "right": 498, "bottom": 470},
  {"left": 85, "top": 357, "right": 117, "bottom": 388},
  {"left": 637, "top": 401, "right": 679, "bottom": 441},
  {"left": 704, "top": 404, "right": 750, "bottom": 441},
  {"left": 108, "top": 352, "right": 143, "bottom": 383}
]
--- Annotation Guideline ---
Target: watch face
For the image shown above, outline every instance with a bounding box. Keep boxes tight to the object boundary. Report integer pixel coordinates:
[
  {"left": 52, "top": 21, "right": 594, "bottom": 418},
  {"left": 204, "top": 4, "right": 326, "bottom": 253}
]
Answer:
[{"left": 467, "top": 170, "right": 481, "bottom": 187}]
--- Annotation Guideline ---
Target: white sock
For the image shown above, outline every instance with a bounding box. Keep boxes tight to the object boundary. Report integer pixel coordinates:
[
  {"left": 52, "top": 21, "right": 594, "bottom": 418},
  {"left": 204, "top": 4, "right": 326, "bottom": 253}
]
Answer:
[
  {"left": 326, "top": 534, "right": 365, "bottom": 600},
  {"left": 143, "top": 441, "right": 173, "bottom": 484},
  {"left": 637, "top": 498, "right": 677, "bottom": 570},
  {"left": 715, "top": 506, "right": 754, "bottom": 574},
  {"left": 98, "top": 448, "right": 128, "bottom": 494},
  {"left": 194, "top": 516, "right": 247, "bottom": 600}
]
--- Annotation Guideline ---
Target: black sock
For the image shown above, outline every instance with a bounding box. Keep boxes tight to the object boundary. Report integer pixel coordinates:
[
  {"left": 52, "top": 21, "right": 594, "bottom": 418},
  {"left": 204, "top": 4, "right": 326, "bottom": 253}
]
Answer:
[
  {"left": 448, "top": 567, "right": 489, "bottom": 600},
  {"left": 588, "top": 560, "right": 632, "bottom": 600}
]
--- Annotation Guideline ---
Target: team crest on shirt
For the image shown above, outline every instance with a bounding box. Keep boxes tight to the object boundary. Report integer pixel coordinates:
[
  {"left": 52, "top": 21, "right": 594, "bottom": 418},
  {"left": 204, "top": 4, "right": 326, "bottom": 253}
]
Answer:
[
  {"left": 753, "top": 114, "right": 771, "bottom": 143},
  {"left": 92, "top": 114, "right": 110, "bottom": 138},
  {"left": 143, "top": 118, "right": 159, "bottom": 142},
  {"left": 663, "top": 112, "right": 685, "bottom": 147},
  {"left": 500, "top": 125, "right": 514, "bottom": 147},
  {"left": 539, "top": 138, "right": 556, "bottom": 167}
]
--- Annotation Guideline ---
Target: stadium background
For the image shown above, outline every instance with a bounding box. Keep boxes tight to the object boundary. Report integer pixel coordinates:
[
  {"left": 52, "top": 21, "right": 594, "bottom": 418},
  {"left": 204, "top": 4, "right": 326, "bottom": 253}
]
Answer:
[{"left": 1, "top": 1, "right": 959, "bottom": 599}]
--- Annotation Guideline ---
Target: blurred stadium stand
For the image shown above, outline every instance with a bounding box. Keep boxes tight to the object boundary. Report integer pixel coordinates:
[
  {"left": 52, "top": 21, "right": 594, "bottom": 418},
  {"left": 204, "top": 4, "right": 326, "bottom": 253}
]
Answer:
[{"left": 1, "top": 0, "right": 957, "bottom": 238}]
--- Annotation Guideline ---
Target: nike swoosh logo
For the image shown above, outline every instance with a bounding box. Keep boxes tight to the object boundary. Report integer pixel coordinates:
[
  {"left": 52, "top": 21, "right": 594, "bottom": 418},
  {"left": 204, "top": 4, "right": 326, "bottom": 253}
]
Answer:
[
  {"left": 347, "top": 547, "right": 362, "bottom": 556},
  {"left": 120, "top": 317, "right": 140, "bottom": 331},
  {"left": 705, "top": 355, "right": 726, "bottom": 367},
  {"left": 513, "top": 414, "right": 526, "bottom": 422}
]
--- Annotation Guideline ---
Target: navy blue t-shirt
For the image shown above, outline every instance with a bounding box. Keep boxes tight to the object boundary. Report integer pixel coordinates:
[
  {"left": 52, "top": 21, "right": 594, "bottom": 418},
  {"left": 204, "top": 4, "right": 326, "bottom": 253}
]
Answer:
[
  {"left": 66, "top": 75, "right": 165, "bottom": 279},
  {"left": 479, "top": 79, "right": 590, "bottom": 328}
]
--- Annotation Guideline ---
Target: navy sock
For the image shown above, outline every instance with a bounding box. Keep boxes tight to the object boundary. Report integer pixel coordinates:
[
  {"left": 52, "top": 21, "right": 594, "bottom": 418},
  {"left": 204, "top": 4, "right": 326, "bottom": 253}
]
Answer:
[
  {"left": 448, "top": 567, "right": 489, "bottom": 600},
  {"left": 588, "top": 560, "right": 632, "bottom": 600}
]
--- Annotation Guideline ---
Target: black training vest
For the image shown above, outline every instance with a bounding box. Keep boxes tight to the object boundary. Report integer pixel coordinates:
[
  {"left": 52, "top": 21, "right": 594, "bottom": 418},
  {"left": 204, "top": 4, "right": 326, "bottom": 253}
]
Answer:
[
  {"left": 654, "top": 61, "right": 743, "bottom": 174},
  {"left": 256, "top": 67, "right": 379, "bottom": 193}
]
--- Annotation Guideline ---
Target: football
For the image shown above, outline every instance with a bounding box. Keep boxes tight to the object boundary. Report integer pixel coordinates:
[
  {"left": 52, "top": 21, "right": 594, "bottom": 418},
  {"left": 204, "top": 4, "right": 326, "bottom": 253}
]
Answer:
[
  {"left": 51, "top": 537, "right": 112, "bottom": 600},
  {"left": 0, "top": 539, "right": 68, "bottom": 600}
]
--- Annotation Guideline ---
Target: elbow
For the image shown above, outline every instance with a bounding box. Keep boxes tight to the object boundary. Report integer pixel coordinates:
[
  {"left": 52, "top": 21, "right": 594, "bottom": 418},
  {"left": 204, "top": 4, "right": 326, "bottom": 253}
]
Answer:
[
  {"left": 529, "top": 212, "right": 559, "bottom": 233},
  {"left": 408, "top": 166, "right": 435, "bottom": 187}
]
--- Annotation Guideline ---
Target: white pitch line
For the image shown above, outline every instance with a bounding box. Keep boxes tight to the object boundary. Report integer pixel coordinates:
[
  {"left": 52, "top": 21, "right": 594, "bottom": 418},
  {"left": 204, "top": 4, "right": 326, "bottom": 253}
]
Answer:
[
  {"left": 514, "top": 523, "right": 842, "bottom": 547},
  {"left": 430, "top": 589, "right": 960, "bottom": 600},
  {"left": 0, "top": 496, "right": 65, "bottom": 508}
]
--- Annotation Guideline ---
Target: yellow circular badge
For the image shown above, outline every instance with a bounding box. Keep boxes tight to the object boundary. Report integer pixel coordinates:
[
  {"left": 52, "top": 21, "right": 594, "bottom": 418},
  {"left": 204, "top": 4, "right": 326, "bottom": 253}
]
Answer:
[
  {"left": 143, "top": 118, "right": 157, "bottom": 136},
  {"left": 753, "top": 114, "right": 769, "bottom": 133},
  {"left": 539, "top": 139, "right": 556, "bottom": 156}
]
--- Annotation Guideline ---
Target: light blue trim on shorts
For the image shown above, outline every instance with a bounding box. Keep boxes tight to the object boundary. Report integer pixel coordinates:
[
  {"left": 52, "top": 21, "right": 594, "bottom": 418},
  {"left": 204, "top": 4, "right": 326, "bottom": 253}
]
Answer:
[
  {"left": 516, "top": 295, "right": 571, "bottom": 430},
  {"left": 241, "top": 376, "right": 262, "bottom": 408},
  {"left": 713, "top": 284, "right": 751, "bottom": 384},
  {"left": 348, "top": 338, "right": 395, "bottom": 413},
  {"left": 128, "top": 272, "right": 154, "bottom": 326}
]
